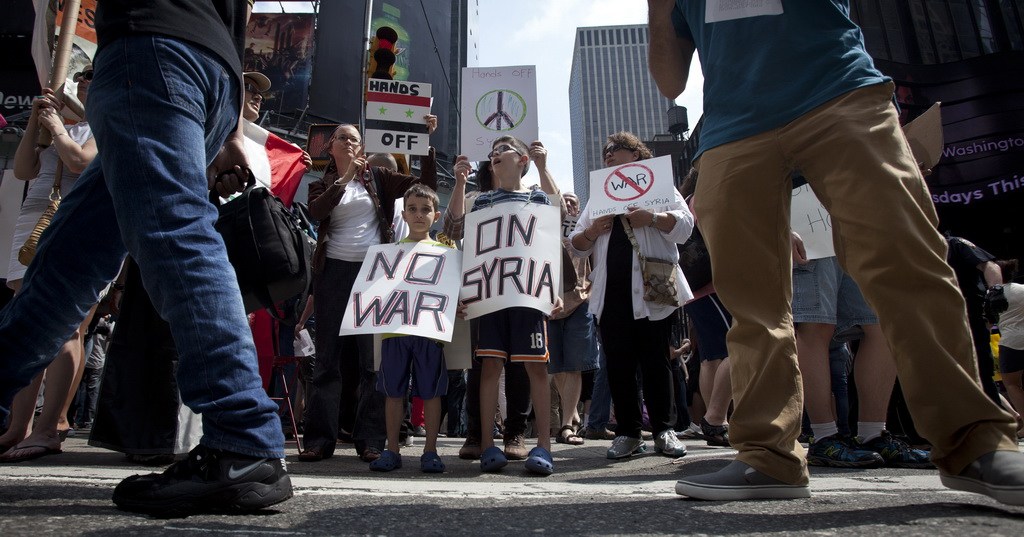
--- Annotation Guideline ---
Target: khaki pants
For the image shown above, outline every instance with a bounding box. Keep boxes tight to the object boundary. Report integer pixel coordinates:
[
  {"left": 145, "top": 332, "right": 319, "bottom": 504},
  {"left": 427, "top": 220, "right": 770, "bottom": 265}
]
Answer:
[{"left": 693, "top": 82, "right": 1018, "bottom": 485}]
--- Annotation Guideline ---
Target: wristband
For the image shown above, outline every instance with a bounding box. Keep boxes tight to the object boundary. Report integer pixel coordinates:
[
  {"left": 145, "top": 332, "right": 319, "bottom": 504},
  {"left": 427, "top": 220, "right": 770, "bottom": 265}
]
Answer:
[{"left": 651, "top": 213, "right": 660, "bottom": 227}]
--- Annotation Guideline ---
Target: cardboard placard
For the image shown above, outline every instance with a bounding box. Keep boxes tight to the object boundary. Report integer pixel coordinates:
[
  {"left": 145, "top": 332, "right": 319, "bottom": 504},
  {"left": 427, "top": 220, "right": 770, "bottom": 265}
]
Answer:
[
  {"left": 586, "top": 155, "right": 677, "bottom": 217},
  {"left": 460, "top": 65, "right": 539, "bottom": 161},
  {"left": 340, "top": 242, "right": 462, "bottom": 342},
  {"left": 790, "top": 184, "right": 835, "bottom": 260},
  {"left": 364, "top": 78, "right": 433, "bottom": 156},
  {"left": 459, "top": 203, "right": 561, "bottom": 319}
]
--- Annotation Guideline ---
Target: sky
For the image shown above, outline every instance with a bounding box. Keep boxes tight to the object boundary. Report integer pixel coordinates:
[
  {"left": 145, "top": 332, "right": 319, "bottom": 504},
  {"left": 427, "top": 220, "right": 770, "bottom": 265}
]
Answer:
[
  {"left": 477, "top": 0, "right": 704, "bottom": 194},
  {"left": 255, "top": 1, "right": 704, "bottom": 194}
]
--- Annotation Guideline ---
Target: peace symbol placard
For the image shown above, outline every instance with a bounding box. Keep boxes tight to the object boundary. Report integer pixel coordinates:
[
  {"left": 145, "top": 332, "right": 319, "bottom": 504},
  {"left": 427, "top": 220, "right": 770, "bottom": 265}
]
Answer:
[
  {"left": 587, "top": 155, "right": 676, "bottom": 217},
  {"left": 460, "top": 65, "right": 539, "bottom": 161}
]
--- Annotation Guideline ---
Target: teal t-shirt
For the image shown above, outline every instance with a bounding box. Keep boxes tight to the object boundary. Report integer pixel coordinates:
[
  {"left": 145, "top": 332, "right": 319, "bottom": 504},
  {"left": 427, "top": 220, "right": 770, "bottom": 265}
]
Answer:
[{"left": 671, "top": 0, "right": 889, "bottom": 158}]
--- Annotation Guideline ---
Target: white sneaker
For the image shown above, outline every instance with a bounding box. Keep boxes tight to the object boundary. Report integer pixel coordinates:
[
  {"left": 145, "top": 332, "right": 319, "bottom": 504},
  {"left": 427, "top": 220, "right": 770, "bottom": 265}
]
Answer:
[
  {"left": 655, "top": 430, "right": 688, "bottom": 457},
  {"left": 606, "top": 436, "right": 647, "bottom": 459}
]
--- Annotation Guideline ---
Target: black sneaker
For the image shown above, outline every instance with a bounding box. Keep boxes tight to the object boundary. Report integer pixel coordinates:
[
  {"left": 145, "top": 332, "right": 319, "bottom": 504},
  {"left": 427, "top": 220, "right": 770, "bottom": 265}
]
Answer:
[
  {"left": 806, "top": 434, "right": 884, "bottom": 468},
  {"left": 112, "top": 445, "right": 293, "bottom": 517},
  {"left": 858, "top": 431, "right": 934, "bottom": 469}
]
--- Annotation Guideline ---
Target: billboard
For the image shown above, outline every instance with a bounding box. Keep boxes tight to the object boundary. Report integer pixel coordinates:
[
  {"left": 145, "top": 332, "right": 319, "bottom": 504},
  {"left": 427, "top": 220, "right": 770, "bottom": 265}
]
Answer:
[
  {"left": 244, "top": 13, "right": 315, "bottom": 115},
  {"left": 876, "top": 51, "right": 1024, "bottom": 258}
]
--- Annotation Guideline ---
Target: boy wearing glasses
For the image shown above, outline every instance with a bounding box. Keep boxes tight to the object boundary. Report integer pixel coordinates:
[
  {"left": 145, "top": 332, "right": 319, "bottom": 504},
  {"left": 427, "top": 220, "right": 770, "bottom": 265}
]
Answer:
[{"left": 450, "top": 136, "right": 560, "bottom": 475}]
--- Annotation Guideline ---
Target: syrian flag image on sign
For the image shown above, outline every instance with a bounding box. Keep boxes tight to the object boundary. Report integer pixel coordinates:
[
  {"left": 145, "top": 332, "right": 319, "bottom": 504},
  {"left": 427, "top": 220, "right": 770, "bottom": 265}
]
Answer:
[{"left": 365, "top": 79, "right": 433, "bottom": 156}]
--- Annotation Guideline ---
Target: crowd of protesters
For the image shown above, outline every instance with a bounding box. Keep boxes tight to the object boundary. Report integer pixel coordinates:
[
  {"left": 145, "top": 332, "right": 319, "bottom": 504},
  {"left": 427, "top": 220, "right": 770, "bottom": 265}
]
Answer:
[{"left": 0, "top": 0, "right": 1021, "bottom": 518}]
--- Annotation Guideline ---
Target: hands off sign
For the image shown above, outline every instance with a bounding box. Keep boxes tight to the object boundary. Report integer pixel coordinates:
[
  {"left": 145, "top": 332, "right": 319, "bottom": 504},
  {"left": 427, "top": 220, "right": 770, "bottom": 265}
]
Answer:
[
  {"left": 460, "top": 204, "right": 561, "bottom": 319},
  {"left": 790, "top": 185, "right": 835, "bottom": 260},
  {"left": 364, "top": 79, "right": 433, "bottom": 156},
  {"left": 340, "top": 242, "right": 462, "bottom": 342},
  {"left": 587, "top": 155, "right": 676, "bottom": 217},
  {"left": 460, "top": 65, "right": 539, "bottom": 162}
]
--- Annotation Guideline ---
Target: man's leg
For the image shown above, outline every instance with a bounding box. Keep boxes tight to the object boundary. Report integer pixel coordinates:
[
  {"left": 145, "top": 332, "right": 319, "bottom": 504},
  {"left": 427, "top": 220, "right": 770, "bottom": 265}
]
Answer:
[
  {"left": 785, "top": 83, "right": 1018, "bottom": 476},
  {"left": 90, "top": 36, "right": 282, "bottom": 458},
  {"left": 691, "top": 131, "right": 808, "bottom": 486}
]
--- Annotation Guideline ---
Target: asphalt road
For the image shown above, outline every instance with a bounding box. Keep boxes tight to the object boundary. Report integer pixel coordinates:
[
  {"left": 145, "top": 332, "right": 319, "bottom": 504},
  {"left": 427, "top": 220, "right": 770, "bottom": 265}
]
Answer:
[{"left": 1, "top": 434, "right": 1023, "bottom": 536}]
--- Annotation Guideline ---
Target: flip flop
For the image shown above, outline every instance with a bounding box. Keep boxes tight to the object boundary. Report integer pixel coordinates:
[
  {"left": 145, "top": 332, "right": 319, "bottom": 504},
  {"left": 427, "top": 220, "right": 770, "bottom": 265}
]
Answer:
[
  {"left": 524, "top": 446, "right": 554, "bottom": 476},
  {"left": 0, "top": 444, "right": 62, "bottom": 463},
  {"left": 480, "top": 446, "right": 508, "bottom": 472}
]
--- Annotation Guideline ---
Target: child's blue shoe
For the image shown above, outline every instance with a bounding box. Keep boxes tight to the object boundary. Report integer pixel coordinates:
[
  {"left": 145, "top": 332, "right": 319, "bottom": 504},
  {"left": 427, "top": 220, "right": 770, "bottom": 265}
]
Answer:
[
  {"left": 480, "top": 446, "right": 508, "bottom": 472},
  {"left": 420, "top": 451, "right": 446, "bottom": 473},
  {"left": 525, "top": 446, "right": 554, "bottom": 475},
  {"left": 369, "top": 449, "right": 402, "bottom": 472}
]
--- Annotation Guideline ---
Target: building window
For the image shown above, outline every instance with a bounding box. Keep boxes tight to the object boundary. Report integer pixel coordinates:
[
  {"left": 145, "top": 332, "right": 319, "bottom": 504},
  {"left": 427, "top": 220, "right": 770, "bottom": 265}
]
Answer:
[{"left": 1000, "top": 0, "right": 1024, "bottom": 50}]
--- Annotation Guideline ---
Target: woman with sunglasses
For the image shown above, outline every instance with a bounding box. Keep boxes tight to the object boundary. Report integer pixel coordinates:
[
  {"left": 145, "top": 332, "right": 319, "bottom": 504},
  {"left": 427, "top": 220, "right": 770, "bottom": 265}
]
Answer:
[
  {"left": 0, "top": 66, "right": 98, "bottom": 462},
  {"left": 300, "top": 118, "right": 437, "bottom": 463},
  {"left": 567, "top": 131, "right": 694, "bottom": 461}
]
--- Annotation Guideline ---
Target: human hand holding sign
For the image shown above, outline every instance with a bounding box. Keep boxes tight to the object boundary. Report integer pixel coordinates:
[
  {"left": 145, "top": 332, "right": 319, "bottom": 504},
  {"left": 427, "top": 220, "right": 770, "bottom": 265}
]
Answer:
[
  {"left": 791, "top": 231, "right": 809, "bottom": 265},
  {"left": 587, "top": 214, "right": 616, "bottom": 239},
  {"left": 625, "top": 206, "right": 657, "bottom": 227},
  {"left": 425, "top": 114, "right": 438, "bottom": 135}
]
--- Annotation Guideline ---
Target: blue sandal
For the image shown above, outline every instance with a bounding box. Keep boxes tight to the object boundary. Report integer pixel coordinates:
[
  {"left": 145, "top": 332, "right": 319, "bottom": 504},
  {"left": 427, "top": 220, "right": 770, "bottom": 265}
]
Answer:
[
  {"left": 525, "top": 446, "right": 554, "bottom": 475},
  {"left": 420, "top": 451, "right": 446, "bottom": 473},
  {"left": 480, "top": 446, "right": 508, "bottom": 472},
  {"left": 369, "top": 449, "right": 402, "bottom": 472}
]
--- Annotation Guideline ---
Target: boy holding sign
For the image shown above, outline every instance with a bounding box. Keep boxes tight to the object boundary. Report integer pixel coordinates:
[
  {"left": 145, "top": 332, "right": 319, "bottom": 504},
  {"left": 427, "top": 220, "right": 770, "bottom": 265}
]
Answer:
[
  {"left": 452, "top": 136, "right": 561, "bottom": 475},
  {"left": 370, "top": 184, "right": 450, "bottom": 473}
]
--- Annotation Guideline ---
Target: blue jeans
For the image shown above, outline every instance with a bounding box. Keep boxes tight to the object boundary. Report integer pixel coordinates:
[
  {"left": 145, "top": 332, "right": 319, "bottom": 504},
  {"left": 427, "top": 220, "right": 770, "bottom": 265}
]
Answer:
[{"left": 0, "top": 35, "right": 284, "bottom": 458}]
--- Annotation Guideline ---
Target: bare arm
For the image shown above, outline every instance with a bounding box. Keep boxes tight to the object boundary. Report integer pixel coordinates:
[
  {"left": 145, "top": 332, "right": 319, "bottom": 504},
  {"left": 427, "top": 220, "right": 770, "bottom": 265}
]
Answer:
[
  {"left": 444, "top": 156, "right": 471, "bottom": 237},
  {"left": 981, "top": 261, "right": 1003, "bottom": 287},
  {"left": 529, "top": 140, "right": 566, "bottom": 219},
  {"left": 647, "top": 0, "right": 696, "bottom": 99}
]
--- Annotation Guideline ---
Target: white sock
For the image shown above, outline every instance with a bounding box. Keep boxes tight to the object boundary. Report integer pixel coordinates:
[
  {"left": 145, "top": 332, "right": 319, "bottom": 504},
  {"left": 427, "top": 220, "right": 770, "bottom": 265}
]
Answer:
[
  {"left": 811, "top": 422, "right": 839, "bottom": 441},
  {"left": 858, "top": 422, "right": 885, "bottom": 443}
]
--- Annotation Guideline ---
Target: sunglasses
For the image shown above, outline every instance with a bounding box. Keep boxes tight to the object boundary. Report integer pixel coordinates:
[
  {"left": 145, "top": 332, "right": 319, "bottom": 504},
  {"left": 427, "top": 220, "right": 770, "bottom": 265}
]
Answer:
[
  {"left": 74, "top": 70, "right": 94, "bottom": 82},
  {"left": 244, "top": 82, "right": 264, "bottom": 95},
  {"left": 488, "top": 144, "right": 522, "bottom": 159},
  {"left": 603, "top": 143, "right": 633, "bottom": 156}
]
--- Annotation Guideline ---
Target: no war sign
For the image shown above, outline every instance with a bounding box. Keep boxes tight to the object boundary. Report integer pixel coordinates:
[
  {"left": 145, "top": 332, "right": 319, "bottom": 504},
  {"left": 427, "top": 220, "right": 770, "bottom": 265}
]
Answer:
[
  {"left": 339, "top": 242, "right": 462, "bottom": 341},
  {"left": 587, "top": 155, "right": 676, "bottom": 217},
  {"left": 364, "top": 78, "right": 433, "bottom": 156},
  {"left": 460, "top": 203, "right": 562, "bottom": 319}
]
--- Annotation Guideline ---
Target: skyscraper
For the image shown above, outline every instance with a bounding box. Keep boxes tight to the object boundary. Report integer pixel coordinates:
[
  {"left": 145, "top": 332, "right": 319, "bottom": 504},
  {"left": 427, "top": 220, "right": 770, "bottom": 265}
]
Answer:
[{"left": 569, "top": 25, "right": 676, "bottom": 204}]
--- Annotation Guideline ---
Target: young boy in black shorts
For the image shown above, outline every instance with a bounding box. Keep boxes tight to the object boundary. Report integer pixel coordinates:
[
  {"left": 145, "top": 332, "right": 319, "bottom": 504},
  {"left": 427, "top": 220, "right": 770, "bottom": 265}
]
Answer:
[
  {"left": 452, "top": 136, "right": 561, "bottom": 475},
  {"left": 370, "top": 184, "right": 450, "bottom": 473}
]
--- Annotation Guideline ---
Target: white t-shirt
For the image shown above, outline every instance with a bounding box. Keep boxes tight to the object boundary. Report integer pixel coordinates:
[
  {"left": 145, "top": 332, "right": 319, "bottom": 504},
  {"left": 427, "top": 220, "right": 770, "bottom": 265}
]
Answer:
[
  {"left": 999, "top": 283, "right": 1024, "bottom": 350},
  {"left": 324, "top": 180, "right": 381, "bottom": 262}
]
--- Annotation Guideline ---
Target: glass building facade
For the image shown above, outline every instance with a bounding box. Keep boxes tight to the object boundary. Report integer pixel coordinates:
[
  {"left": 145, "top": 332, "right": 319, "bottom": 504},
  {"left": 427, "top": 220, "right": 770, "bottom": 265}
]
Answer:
[{"left": 569, "top": 25, "right": 675, "bottom": 205}]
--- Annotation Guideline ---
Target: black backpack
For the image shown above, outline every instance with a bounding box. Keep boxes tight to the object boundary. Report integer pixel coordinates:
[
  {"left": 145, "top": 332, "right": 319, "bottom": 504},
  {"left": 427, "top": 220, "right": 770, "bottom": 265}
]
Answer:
[{"left": 211, "top": 172, "right": 312, "bottom": 319}]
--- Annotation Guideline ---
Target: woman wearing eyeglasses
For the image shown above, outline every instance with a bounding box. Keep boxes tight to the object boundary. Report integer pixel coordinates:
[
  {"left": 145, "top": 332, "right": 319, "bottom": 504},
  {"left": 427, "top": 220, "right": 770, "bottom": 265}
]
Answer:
[
  {"left": 0, "top": 67, "right": 98, "bottom": 462},
  {"left": 299, "top": 118, "right": 437, "bottom": 462},
  {"left": 567, "top": 131, "right": 694, "bottom": 461}
]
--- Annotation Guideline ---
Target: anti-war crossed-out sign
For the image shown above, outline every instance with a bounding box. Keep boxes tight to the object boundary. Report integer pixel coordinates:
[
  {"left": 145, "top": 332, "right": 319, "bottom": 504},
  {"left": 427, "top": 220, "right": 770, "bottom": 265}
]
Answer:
[
  {"left": 364, "top": 79, "right": 433, "bottom": 156},
  {"left": 460, "top": 203, "right": 562, "bottom": 319},
  {"left": 460, "top": 65, "right": 540, "bottom": 162},
  {"left": 339, "top": 242, "right": 462, "bottom": 341},
  {"left": 587, "top": 155, "right": 676, "bottom": 217}
]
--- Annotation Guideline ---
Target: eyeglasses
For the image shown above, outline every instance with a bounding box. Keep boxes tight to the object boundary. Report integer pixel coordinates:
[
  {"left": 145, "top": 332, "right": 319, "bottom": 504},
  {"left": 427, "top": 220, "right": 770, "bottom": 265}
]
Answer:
[
  {"left": 603, "top": 143, "right": 633, "bottom": 156},
  {"left": 333, "top": 134, "right": 361, "bottom": 145},
  {"left": 74, "top": 70, "right": 94, "bottom": 82},
  {"left": 488, "top": 144, "right": 522, "bottom": 159},
  {"left": 244, "top": 82, "right": 263, "bottom": 95}
]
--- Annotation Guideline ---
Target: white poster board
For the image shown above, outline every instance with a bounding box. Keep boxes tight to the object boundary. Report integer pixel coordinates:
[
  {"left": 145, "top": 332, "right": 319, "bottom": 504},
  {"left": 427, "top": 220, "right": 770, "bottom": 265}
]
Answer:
[
  {"left": 586, "top": 155, "right": 677, "bottom": 218},
  {"left": 460, "top": 65, "right": 539, "bottom": 161},
  {"left": 364, "top": 79, "right": 433, "bottom": 156},
  {"left": 340, "top": 242, "right": 462, "bottom": 342},
  {"left": 460, "top": 203, "right": 561, "bottom": 319},
  {"left": 790, "top": 184, "right": 835, "bottom": 260}
]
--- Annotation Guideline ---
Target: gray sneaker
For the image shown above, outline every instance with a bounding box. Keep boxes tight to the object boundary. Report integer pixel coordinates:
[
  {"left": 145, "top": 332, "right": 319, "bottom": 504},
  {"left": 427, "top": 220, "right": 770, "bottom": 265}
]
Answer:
[
  {"left": 606, "top": 436, "right": 647, "bottom": 459},
  {"left": 940, "top": 450, "right": 1024, "bottom": 506},
  {"left": 675, "top": 460, "right": 811, "bottom": 501},
  {"left": 655, "top": 430, "right": 688, "bottom": 457}
]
